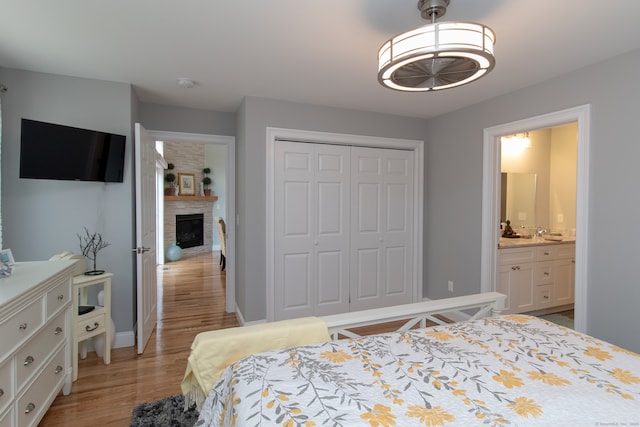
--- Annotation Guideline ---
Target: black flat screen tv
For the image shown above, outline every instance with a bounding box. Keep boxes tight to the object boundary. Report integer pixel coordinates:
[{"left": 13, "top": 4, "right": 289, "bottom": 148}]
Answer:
[{"left": 20, "top": 118, "right": 126, "bottom": 183}]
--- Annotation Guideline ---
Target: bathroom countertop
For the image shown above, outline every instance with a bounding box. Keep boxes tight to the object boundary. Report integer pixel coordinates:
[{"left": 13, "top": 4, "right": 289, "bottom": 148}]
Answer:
[{"left": 498, "top": 236, "right": 576, "bottom": 249}]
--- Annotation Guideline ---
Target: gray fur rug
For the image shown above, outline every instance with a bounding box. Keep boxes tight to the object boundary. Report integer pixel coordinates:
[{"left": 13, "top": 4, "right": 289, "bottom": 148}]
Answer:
[{"left": 130, "top": 394, "right": 199, "bottom": 427}]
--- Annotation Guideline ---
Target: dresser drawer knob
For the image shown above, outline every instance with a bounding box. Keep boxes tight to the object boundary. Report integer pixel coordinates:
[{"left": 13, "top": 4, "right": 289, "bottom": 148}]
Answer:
[
  {"left": 25, "top": 402, "right": 36, "bottom": 414},
  {"left": 54, "top": 326, "right": 63, "bottom": 335},
  {"left": 19, "top": 322, "right": 28, "bottom": 330},
  {"left": 24, "top": 356, "right": 35, "bottom": 366},
  {"left": 86, "top": 322, "right": 100, "bottom": 332},
  {"left": 544, "top": 272, "right": 550, "bottom": 276},
  {"left": 55, "top": 365, "right": 63, "bottom": 374},
  {"left": 58, "top": 294, "right": 64, "bottom": 300}
]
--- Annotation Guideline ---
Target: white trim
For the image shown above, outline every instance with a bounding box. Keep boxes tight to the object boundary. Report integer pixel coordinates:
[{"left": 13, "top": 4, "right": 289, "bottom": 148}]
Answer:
[
  {"left": 234, "top": 303, "right": 266, "bottom": 327},
  {"left": 149, "top": 130, "right": 237, "bottom": 313},
  {"left": 481, "top": 105, "right": 590, "bottom": 333},
  {"left": 265, "top": 127, "right": 425, "bottom": 322}
]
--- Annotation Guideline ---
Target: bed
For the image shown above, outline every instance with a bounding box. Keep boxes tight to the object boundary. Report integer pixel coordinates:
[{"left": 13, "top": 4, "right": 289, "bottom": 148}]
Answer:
[{"left": 185, "top": 293, "right": 640, "bottom": 426}]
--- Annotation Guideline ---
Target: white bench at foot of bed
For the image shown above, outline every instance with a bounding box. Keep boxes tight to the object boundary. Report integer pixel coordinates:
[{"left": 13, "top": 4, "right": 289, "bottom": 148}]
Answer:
[{"left": 322, "top": 291, "right": 506, "bottom": 340}]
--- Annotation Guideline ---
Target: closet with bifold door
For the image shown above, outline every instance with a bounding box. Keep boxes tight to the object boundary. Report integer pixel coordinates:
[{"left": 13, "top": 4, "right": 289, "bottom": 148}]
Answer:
[{"left": 274, "top": 140, "right": 414, "bottom": 320}]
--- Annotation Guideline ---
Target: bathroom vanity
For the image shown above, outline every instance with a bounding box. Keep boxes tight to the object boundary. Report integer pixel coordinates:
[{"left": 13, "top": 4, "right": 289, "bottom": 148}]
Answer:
[{"left": 497, "top": 238, "right": 575, "bottom": 314}]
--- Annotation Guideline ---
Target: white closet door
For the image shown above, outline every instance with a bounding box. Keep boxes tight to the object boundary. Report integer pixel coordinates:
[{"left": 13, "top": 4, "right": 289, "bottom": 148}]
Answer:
[
  {"left": 349, "top": 147, "right": 414, "bottom": 311},
  {"left": 274, "top": 141, "right": 350, "bottom": 320}
]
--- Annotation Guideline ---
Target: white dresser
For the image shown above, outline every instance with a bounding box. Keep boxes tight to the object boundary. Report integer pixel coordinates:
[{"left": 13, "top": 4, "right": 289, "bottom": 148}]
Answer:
[{"left": 0, "top": 261, "right": 75, "bottom": 427}]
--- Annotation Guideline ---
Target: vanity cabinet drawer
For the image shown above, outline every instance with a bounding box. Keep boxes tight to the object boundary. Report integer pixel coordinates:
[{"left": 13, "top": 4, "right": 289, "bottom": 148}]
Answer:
[
  {"left": 46, "top": 278, "right": 71, "bottom": 319},
  {"left": 17, "top": 346, "right": 66, "bottom": 427},
  {"left": 499, "top": 247, "right": 536, "bottom": 265},
  {"left": 555, "top": 244, "right": 575, "bottom": 260},
  {"left": 535, "top": 284, "right": 553, "bottom": 310},
  {"left": 536, "top": 262, "right": 553, "bottom": 284},
  {"left": 75, "top": 310, "right": 106, "bottom": 341},
  {"left": 0, "top": 360, "right": 13, "bottom": 415},
  {"left": 15, "top": 311, "right": 66, "bottom": 389},
  {"left": 0, "top": 299, "right": 43, "bottom": 355}
]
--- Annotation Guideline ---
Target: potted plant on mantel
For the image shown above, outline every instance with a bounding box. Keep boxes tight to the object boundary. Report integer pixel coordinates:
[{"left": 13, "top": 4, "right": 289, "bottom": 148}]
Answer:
[
  {"left": 165, "top": 163, "right": 177, "bottom": 196},
  {"left": 202, "top": 167, "right": 212, "bottom": 197}
]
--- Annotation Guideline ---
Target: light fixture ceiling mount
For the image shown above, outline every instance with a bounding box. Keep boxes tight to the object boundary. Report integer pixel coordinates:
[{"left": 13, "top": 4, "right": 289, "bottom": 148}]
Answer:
[{"left": 378, "top": 0, "right": 495, "bottom": 92}]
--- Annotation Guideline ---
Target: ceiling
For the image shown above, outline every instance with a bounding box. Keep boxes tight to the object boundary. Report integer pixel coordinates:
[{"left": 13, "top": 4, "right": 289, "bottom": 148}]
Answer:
[{"left": 2, "top": 0, "right": 640, "bottom": 120}]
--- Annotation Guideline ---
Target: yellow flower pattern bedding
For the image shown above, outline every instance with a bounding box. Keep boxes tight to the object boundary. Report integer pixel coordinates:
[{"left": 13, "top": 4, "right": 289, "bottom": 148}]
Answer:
[{"left": 196, "top": 315, "right": 640, "bottom": 426}]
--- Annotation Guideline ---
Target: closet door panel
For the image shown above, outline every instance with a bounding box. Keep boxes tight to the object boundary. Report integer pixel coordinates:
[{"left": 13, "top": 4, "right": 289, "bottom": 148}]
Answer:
[
  {"left": 350, "top": 147, "right": 413, "bottom": 311},
  {"left": 314, "top": 145, "right": 350, "bottom": 316},
  {"left": 275, "top": 141, "right": 349, "bottom": 319},
  {"left": 275, "top": 143, "right": 315, "bottom": 319}
]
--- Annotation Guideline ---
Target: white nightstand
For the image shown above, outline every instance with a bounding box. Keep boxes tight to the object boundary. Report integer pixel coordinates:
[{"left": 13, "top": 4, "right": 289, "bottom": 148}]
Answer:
[{"left": 71, "top": 272, "right": 112, "bottom": 381}]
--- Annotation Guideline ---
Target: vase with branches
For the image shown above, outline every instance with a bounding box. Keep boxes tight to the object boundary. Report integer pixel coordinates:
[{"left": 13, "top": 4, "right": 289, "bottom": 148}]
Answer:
[{"left": 77, "top": 227, "right": 111, "bottom": 275}]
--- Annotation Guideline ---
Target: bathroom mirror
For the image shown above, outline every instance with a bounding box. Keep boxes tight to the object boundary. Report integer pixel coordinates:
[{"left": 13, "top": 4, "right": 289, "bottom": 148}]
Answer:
[{"left": 500, "top": 173, "right": 536, "bottom": 227}]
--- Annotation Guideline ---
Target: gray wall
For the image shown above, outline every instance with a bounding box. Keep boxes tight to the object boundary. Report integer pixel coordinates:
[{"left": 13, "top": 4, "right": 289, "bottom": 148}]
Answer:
[
  {"left": 424, "top": 48, "right": 640, "bottom": 352},
  {"left": 236, "top": 97, "right": 429, "bottom": 321},
  {"left": 0, "top": 68, "right": 136, "bottom": 334},
  {"left": 139, "top": 103, "right": 235, "bottom": 136}
]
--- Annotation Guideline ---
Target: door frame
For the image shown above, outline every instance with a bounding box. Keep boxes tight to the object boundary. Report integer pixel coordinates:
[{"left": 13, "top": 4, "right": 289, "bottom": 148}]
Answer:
[
  {"left": 150, "top": 130, "right": 237, "bottom": 313},
  {"left": 266, "top": 127, "right": 424, "bottom": 322},
  {"left": 480, "top": 105, "right": 591, "bottom": 332}
]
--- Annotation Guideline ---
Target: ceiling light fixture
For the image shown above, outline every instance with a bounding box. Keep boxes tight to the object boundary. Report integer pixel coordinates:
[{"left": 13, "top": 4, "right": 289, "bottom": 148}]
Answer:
[
  {"left": 177, "top": 78, "right": 195, "bottom": 89},
  {"left": 377, "top": 0, "right": 496, "bottom": 92}
]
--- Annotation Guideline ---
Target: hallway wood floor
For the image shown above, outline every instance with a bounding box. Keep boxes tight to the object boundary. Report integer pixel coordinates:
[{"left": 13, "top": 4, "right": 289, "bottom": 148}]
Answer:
[{"left": 40, "top": 252, "right": 239, "bottom": 426}]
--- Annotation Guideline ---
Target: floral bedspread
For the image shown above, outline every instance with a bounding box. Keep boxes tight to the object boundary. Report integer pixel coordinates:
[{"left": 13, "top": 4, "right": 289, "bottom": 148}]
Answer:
[{"left": 196, "top": 315, "right": 640, "bottom": 426}]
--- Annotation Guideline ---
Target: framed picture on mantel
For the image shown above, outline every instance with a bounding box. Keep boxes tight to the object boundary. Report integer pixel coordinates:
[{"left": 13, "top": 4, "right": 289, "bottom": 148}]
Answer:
[{"left": 178, "top": 173, "right": 196, "bottom": 196}]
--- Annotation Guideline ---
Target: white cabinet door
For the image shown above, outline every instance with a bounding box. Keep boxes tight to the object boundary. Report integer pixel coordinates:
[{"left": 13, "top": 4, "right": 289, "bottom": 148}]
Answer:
[
  {"left": 498, "top": 262, "right": 536, "bottom": 314},
  {"left": 274, "top": 142, "right": 350, "bottom": 319},
  {"left": 553, "top": 258, "right": 575, "bottom": 306},
  {"left": 349, "top": 147, "right": 413, "bottom": 312}
]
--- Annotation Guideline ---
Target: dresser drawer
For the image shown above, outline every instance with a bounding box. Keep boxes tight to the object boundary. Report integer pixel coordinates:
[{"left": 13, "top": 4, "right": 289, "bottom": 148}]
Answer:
[
  {"left": 0, "top": 359, "right": 13, "bottom": 415},
  {"left": 17, "top": 346, "right": 66, "bottom": 427},
  {"left": 0, "top": 406, "right": 13, "bottom": 427},
  {"left": 46, "top": 277, "right": 71, "bottom": 319},
  {"left": 75, "top": 310, "right": 106, "bottom": 341},
  {"left": 0, "top": 299, "right": 43, "bottom": 356},
  {"left": 15, "top": 311, "right": 66, "bottom": 389}
]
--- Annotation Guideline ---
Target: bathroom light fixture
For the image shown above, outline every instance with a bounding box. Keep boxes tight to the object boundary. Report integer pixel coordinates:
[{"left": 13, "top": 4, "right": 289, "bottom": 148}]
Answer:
[
  {"left": 177, "top": 78, "right": 195, "bottom": 88},
  {"left": 501, "top": 133, "right": 531, "bottom": 156},
  {"left": 377, "top": 0, "right": 495, "bottom": 92}
]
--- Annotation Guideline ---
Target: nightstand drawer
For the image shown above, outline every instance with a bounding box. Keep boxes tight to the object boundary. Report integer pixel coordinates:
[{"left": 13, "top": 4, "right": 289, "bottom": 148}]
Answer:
[
  {"left": 46, "top": 278, "right": 71, "bottom": 319},
  {"left": 15, "top": 311, "right": 66, "bottom": 389},
  {"left": 0, "top": 299, "right": 43, "bottom": 356},
  {"left": 75, "top": 310, "right": 106, "bottom": 341}
]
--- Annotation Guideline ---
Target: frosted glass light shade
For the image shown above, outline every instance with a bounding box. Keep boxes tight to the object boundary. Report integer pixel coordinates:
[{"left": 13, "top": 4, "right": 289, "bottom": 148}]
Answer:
[{"left": 378, "top": 21, "right": 495, "bottom": 91}]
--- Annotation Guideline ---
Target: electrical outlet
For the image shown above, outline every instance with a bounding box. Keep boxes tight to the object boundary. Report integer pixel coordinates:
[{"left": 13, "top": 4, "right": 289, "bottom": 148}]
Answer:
[
  {"left": 448, "top": 280, "right": 454, "bottom": 292},
  {"left": 557, "top": 214, "right": 564, "bottom": 223}
]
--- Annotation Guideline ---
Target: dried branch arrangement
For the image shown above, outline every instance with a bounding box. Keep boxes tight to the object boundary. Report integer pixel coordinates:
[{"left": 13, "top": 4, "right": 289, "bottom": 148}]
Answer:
[{"left": 77, "top": 227, "right": 111, "bottom": 275}]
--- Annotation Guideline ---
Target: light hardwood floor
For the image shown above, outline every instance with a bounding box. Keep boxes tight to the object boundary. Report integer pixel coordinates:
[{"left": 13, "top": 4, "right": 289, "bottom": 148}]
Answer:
[{"left": 40, "top": 252, "right": 239, "bottom": 426}]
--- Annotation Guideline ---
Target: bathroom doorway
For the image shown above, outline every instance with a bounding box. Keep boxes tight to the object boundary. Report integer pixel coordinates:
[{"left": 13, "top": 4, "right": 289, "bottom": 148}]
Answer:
[{"left": 480, "top": 105, "right": 590, "bottom": 332}]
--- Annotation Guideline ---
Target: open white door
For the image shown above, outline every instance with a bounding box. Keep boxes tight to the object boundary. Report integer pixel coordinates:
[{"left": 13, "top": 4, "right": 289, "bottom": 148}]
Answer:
[{"left": 134, "top": 123, "right": 158, "bottom": 354}]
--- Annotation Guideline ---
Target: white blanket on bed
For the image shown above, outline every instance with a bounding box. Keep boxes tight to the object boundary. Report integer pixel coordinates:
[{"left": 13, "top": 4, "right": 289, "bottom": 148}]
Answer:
[
  {"left": 197, "top": 315, "right": 640, "bottom": 426},
  {"left": 181, "top": 316, "right": 330, "bottom": 410}
]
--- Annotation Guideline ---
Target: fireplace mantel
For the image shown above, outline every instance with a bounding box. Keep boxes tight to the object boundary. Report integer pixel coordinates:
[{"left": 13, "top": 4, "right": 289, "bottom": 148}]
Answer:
[{"left": 165, "top": 196, "right": 218, "bottom": 202}]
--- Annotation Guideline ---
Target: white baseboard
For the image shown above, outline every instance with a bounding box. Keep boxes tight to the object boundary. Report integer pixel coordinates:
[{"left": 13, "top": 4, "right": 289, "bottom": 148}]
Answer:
[
  {"left": 114, "top": 331, "right": 135, "bottom": 348},
  {"left": 234, "top": 303, "right": 265, "bottom": 327}
]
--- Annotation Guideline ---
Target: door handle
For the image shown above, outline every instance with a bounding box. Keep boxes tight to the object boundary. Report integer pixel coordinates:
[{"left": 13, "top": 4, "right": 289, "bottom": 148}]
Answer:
[{"left": 132, "top": 247, "right": 151, "bottom": 254}]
